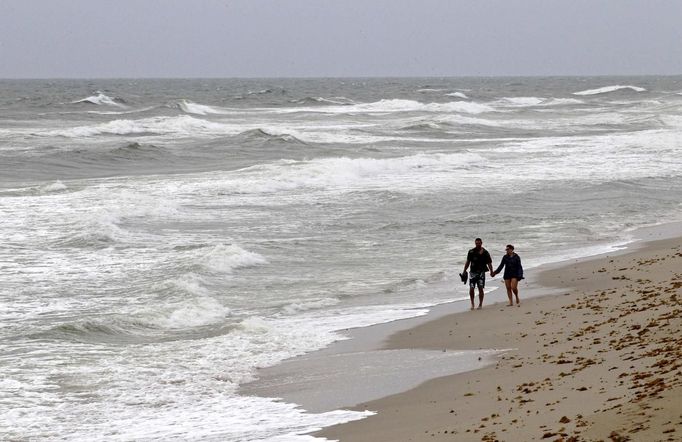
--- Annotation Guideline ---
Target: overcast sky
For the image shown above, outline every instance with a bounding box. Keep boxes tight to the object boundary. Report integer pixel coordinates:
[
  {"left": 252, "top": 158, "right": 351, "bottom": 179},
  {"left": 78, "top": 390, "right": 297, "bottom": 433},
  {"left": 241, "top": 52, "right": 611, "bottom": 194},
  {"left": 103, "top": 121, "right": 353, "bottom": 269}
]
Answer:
[{"left": 1, "top": 0, "right": 681, "bottom": 78}]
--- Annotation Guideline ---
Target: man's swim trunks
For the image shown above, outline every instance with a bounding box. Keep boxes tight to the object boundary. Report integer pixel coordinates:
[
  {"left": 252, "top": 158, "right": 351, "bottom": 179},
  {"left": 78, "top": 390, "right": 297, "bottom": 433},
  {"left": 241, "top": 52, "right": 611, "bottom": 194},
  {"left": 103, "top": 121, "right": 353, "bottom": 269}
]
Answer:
[{"left": 469, "top": 271, "right": 486, "bottom": 289}]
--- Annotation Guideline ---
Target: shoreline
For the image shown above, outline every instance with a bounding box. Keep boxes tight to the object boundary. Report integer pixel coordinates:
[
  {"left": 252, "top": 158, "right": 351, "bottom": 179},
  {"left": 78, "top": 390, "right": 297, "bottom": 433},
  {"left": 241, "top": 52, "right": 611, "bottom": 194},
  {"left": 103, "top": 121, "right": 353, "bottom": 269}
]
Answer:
[
  {"left": 240, "top": 263, "right": 558, "bottom": 414},
  {"left": 313, "top": 229, "right": 682, "bottom": 441},
  {"left": 240, "top": 221, "right": 682, "bottom": 440}
]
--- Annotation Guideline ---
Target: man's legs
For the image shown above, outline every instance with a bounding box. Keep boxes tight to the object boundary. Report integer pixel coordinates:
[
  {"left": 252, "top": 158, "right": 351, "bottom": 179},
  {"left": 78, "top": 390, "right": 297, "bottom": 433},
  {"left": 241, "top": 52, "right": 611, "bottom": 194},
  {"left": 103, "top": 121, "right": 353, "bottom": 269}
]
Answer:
[
  {"left": 469, "top": 287, "right": 475, "bottom": 310},
  {"left": 477, "top": 286, "right": 484, "bottom": 309}
]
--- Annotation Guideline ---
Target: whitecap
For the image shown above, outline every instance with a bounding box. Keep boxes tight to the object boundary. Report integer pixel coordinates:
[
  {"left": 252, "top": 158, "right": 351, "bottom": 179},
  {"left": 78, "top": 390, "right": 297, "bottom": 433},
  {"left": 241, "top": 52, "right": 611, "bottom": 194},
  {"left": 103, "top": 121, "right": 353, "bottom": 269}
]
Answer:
[
  {"left": 205, "top": 151, "right": 486, "bottom": 195},
  {"left": 85, "top": 105, "right": 157, "bottom": 115},
  {"left": 58, "top": 209, "right": 130, "bottom": 247},
  {"left": 358, "top": 99, "right": 494, "bottom": 114},
  {"left": 494, "top": 97, "right": 584, "bottom": 107},
  {"left": 238, "top": 128, "right": 306, "bottom": 144},
  {"left": 573, "top": 85, "right": 646, "bottom": 96},
  {"left": 238, "top": 126, "right": 434, "bottom": 145},
  {"left": 43, "top": 115, "right": 238, "bottom": 138},
  {"left": 247, "top": 89, "right": 273, "bottom": 95},
  {"left": 178, "top": 99, "right": 231, "bottom": 115},
  {"left": 72, "top": 91, "right": 126, "bottom": 108},
  {"left": 168, "top": 273, "right": 213, "bottom": 297},
  {"left": 273, "top": 98, "right": 494, "bottom": 115},
  {"left": 399, "top": 120, "right": 444, "bottom": 131},
  {"left": 38, "top": 116, "right": 421, "bottom": 144},
  {"left": 238, "top": 316, "right": 272, "bottom": 333},
  {"left": 445, "top": 92, "right": 469, "bottom": 99},
  {"left": 40, "top": 181, "right": 68, "bottom": 193},
  {"left": 292, "top": 96, "right": 356, "bottom": 105},
  {"left": 543, "top": 97, "right": 584, "bottom": 106},
  {"left": 419, "top": 114, "right": 505, "bottom": 128},
  {"left": 660, "top": 115, "right": 682, "bottom": 128},
  {"left": 499, "top": 97, "right": 545, "bottom": 106},
  {"left": 153, "top": 296, "right": 231, "bottom": 329},
  {"left": 281, "top": 298, "right": 341, "bottom": 315},
  {"left": 196, "top": 243, "right": 268, "bottom": 274}
]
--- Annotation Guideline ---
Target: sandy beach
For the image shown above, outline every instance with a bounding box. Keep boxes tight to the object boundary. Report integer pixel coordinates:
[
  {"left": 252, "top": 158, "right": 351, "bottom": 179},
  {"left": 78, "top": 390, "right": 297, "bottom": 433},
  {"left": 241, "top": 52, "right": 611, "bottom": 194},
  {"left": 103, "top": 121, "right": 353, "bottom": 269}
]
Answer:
[{"left": 315, "top": 236, "right": 682, "bottom": 441}]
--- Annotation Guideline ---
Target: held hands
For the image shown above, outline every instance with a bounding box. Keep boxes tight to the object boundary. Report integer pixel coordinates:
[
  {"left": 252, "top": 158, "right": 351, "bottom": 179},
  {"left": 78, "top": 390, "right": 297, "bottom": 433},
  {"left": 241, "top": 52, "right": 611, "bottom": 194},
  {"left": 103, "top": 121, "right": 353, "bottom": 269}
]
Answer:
[{"left": 490, "top": 270, "right": 496, "bottom": 277}]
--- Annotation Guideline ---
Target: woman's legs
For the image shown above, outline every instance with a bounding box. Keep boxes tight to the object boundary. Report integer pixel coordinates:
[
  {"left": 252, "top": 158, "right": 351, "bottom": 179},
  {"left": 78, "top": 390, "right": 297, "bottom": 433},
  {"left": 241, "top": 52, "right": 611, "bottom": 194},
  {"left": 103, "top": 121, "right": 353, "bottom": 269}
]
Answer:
[
  {"left": 510, "top": 278, "right": 520, "bottom": 305},
  {"left": 504, "top": 279, "right": 513, "bottom": 306}
]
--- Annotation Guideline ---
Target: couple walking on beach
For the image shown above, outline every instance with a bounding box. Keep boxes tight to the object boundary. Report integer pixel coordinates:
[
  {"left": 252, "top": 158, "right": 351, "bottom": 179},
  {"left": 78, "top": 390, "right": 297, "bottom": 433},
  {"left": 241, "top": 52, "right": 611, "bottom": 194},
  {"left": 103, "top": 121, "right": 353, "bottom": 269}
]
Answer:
[{"left": 461, "top": 238, "right": 524, "bottom": 310}]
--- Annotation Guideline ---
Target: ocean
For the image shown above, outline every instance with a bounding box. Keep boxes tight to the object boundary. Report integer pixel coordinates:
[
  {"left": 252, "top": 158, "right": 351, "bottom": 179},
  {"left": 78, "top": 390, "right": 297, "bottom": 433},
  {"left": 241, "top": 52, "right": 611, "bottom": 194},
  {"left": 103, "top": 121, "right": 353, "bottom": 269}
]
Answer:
[{"left": 2, "top": 77, "right": 682, "bottom": 440}]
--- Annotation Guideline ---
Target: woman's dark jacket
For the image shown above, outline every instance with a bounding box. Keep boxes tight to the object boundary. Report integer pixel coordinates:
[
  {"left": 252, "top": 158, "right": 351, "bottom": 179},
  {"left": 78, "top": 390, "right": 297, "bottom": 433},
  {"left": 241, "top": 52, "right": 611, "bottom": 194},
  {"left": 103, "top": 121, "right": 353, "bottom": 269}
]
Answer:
[{"left": 495, "top": 253, "right": 524, "bottom": 280}]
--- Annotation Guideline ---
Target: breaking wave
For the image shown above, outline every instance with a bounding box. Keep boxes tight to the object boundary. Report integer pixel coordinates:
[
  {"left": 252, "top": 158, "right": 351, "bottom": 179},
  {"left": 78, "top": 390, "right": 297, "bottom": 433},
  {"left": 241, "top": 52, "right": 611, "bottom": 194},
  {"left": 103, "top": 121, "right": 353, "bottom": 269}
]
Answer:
[
  {"left": 48, "top": 318, "right": 159, "bottom": 342},
  {"left": 499, "top": 97, "right": 544, "bottom": 106},
  {"left": 290, "top": 96, "right": 356, "bottom": 105},
  {"left": 247, "top": 89, "right": 273, "bottom": 95},
  {"left": 37, "top": 117, "right": 409, "bottom": 144},
  {"left": 212, "top": 152, "right": 486, "bottom": 195},
  {"left": 44, "top": 295, "right": 232, "bottom": 342},
  {"left": 40, "top": 180, "right": 68, "bottom": 193},
  {"left": 358, "top": 99, "right": 493, "bottom": 114},
  {"left": 192, "top": 243, "right": 268, "bottom": 274},
  {"left": 278, "top": 99, "right": 495, "bottom": 115},
  {"left": 445, "top": 92, "right": 469, "bottom": 99},
  {"left": 85, "top": 105, "right": 158, "bottom": 116},
  {"left": 72, "top": 92, "right": 127, "bottom": 108},
  {"left": 573, "top": 85, "right": 646, "bottom": 96},
  {"left": 544, "top": 98, "right": 585, "bottom": 105},
  {"left": 282, "top": 297, "right": 341, "bottom": 315},
  {"left": 400, "top": 121, "right": 444, "bottom": 131},
  {"left": 56, "top": 213, "right": 129, "bottom": 248},
  {"left": 238, "top": 128, "right": 306, "bottom": 144},
  {"left": 178, "top": 100, "right": 232, "bottom": 115},
  {"left": 17, "top": 143, "right": 174, "bottom": 179},
  {"left": 43, "top": 115, "right": 236, "bottom": 137},
  {"left": 496, "top": 97, "right": 584, "bottom": 107},
  {"left": 173, "top": 243, "right": 267, "bottom": 275},
  {"left": 108, "top": 142, "right": 168, "bottom": 158}
]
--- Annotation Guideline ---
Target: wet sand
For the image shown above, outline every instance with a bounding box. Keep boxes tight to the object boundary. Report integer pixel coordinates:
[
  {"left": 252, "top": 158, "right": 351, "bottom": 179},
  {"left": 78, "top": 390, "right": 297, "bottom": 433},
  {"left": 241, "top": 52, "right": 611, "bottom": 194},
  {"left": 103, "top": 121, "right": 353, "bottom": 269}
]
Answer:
[{"left": 315, "top": 236, "right": 682, "bottom": 441}]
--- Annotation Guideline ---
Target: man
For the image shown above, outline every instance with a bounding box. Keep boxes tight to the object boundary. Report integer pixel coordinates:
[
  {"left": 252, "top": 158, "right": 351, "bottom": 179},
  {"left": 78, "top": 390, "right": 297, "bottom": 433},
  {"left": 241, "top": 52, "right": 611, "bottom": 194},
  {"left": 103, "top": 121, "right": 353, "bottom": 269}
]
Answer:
[{"left": 462, "top": 238, "right": 493, "bottom": 310}]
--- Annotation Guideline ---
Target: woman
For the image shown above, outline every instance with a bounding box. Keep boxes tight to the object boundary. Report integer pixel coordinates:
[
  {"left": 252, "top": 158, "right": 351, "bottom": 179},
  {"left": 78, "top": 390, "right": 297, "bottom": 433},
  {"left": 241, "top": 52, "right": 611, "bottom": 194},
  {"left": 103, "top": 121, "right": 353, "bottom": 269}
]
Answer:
[{"left": 492, "top": 244, "right": 524, "bottom": 306}]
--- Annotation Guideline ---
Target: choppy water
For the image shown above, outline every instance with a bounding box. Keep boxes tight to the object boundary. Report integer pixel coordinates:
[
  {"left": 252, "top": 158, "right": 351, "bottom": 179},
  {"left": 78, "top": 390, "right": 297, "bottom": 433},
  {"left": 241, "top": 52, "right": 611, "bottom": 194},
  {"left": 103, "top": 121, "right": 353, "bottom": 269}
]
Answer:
[{"left": 2, "top": 77, "right": 682, "bottom": 440}]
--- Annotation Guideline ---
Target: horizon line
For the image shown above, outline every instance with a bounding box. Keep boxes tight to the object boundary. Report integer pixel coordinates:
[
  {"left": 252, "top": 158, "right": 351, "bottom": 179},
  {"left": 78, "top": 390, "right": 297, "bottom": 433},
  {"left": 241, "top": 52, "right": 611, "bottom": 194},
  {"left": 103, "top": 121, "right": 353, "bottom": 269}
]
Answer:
[{"left": 2, "top": 73, "right": 682, "bottom": 81}]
